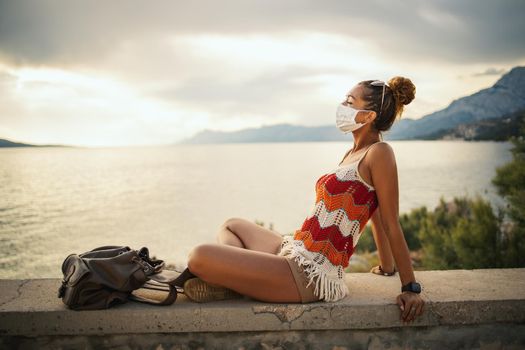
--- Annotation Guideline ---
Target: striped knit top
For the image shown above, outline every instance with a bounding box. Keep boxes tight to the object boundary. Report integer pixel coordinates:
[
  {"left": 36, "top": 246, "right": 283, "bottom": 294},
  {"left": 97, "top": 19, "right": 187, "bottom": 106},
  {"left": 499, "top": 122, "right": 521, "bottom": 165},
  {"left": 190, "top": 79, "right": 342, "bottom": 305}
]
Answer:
[{"left": 278, "top": 142, "right": 381, "bottom": 302}]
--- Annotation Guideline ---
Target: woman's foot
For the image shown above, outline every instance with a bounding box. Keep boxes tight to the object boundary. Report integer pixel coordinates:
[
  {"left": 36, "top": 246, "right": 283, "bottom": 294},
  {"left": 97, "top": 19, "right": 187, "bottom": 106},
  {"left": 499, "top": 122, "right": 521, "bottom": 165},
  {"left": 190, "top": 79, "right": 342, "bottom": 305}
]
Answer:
[
  {"left": 370, "top": 265, "right": 397, "bottom": 276},
  {"left": 183, "top": 277, "right": 244, "bottom": 303}
]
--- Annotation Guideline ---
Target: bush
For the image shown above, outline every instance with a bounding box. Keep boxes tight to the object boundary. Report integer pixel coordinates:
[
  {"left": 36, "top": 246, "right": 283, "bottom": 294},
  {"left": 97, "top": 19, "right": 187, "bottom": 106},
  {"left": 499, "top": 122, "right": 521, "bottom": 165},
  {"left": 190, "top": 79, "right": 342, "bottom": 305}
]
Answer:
[
  {"left": 491, "top": 118, "right": 525, "bottom": 267},
  {"left": 418, "top": 195, "right": 505, "bottom": 269},
  {"left": 355, "top": 225, "right": 375, "bottom": 253}
]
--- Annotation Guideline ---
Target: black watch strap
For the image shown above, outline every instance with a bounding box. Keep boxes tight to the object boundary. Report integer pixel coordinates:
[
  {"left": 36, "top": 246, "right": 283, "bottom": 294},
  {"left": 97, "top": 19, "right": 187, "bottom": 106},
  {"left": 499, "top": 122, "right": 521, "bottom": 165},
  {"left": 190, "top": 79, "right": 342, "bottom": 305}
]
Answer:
[{"left": 401, "top": 281, "right": 421, "bottom": 294}]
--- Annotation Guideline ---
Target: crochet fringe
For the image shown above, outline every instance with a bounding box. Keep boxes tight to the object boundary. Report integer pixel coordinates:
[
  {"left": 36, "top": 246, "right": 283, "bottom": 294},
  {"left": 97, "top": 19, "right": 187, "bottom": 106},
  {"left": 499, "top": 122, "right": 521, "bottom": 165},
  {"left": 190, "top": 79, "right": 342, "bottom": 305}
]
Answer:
[{"left": 279, "top": 236, "right": 349, "bottom": 302}]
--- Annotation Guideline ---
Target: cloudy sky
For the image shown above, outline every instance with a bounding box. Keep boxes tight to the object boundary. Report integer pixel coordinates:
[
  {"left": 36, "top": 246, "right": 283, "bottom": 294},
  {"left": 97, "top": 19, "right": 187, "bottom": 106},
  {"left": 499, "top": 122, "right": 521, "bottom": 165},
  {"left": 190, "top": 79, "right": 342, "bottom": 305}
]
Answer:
[{"left": 1, "top": 0, "right": 524, "bottom": 147}]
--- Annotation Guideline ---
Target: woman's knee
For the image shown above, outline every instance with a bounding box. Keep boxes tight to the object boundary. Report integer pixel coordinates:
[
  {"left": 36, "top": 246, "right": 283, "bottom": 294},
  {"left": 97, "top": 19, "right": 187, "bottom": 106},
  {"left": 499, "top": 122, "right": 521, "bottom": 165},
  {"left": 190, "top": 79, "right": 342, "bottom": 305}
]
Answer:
[
  {"left": 216, "top": 217, "right": 243, "bottom": 241},
  {"left": 221, "top": 217, "right": 244, "bottom": 231},
  {"left": 187, "top": 243, "right": 217, "bottom": 275}
]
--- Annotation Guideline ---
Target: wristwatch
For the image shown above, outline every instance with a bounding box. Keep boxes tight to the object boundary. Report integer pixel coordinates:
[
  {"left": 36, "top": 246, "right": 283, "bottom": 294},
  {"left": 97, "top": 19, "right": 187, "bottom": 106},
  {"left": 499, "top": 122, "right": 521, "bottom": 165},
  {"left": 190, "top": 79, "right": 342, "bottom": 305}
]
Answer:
[{"left": 401, "top": 281, "right": 422, "bottom": 294}]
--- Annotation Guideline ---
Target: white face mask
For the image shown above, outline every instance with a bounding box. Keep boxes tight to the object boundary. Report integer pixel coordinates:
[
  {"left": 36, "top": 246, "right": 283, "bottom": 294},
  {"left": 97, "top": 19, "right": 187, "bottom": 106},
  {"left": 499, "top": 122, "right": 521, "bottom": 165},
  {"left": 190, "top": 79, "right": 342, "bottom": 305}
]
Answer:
[{"left": 336, "top": 103, "right": 367, "bottom": 133}]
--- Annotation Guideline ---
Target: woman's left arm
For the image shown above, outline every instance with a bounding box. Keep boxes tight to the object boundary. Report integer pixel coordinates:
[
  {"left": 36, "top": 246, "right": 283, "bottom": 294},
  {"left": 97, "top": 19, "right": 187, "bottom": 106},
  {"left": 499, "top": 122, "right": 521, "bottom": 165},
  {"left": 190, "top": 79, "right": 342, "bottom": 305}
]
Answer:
[{"left": 369, "top": 143, "right": 424, "bottom": 323}]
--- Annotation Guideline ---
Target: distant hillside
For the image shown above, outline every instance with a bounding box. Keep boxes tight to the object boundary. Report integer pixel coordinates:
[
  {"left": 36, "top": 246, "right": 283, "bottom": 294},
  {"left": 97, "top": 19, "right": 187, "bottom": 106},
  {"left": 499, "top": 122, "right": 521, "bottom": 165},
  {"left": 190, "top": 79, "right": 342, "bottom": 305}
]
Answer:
[
  {"left": 388, "top": 66, "right": 525, "bottom": 139},
  {"left": 0, "top": 139, "right": 38, "bottom": 147},
  {"left": 0, "top": 138, "right": 67, "bottom": 148},
  {"left": 178, "top": 123, "right": 352, "bottom": 144},
  {"left": 420, "top": 108, "right": 525, "bottom": 141}
]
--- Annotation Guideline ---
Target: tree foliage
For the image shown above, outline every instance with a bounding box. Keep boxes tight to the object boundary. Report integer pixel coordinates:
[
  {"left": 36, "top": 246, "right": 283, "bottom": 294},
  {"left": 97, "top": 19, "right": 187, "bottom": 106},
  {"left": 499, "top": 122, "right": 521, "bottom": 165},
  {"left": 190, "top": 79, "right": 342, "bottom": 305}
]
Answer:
[
  {"left": 490, "top": 117, "right": 525, "bottom": 267},
  {"left": 418, "top": 195, "right": 505, "bottom": 269}
]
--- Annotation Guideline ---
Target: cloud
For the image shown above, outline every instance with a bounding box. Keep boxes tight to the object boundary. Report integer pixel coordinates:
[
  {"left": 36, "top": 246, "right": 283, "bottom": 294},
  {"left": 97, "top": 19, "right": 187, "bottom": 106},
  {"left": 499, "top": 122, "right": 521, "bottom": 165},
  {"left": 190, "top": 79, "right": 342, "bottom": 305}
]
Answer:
[
  {"left": 153, "top": 64, "right": 347, "bottom": 125},
  {"left": 0, "top": 66, "right": 202, "bottom": 146},
  {"left": 1, "top": 0, "right": 524, "bottom": 67},
  {"left": 471, "top": 67, "right": 509, "bottom": 76},
  {"left": 143, "top": 33, "right": 376, "bottom": 124}
]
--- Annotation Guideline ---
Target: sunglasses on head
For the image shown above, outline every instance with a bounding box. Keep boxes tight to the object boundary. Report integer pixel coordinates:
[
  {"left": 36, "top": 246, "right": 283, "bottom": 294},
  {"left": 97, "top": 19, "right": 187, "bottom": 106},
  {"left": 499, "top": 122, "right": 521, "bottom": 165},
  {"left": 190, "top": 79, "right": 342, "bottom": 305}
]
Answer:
[{"left": 370, "top": 80, "right": 388, "bottom": 115}]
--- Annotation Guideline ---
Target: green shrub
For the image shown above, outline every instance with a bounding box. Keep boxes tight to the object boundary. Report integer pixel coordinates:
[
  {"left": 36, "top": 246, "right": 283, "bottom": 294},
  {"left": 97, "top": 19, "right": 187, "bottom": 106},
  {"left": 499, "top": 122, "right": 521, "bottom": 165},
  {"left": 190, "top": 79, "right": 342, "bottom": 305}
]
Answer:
[{"left": 418, "top": 195, "right": 504, "bottom": 269}]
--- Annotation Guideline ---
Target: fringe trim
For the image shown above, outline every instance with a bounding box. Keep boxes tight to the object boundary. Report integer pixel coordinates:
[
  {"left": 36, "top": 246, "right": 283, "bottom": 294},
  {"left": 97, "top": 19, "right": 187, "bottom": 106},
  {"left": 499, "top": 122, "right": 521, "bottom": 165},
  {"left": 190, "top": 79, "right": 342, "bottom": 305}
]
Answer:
[{"left": 278, "top": 235, "right": 349, "bottom": 302}]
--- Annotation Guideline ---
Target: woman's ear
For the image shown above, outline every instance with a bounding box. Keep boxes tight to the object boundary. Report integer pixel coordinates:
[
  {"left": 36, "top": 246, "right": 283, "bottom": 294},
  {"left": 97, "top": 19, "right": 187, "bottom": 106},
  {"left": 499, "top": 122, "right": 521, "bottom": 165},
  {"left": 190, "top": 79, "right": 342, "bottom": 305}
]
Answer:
[{"left": 367, "top": 111, "right": 377, "bottom": 122}]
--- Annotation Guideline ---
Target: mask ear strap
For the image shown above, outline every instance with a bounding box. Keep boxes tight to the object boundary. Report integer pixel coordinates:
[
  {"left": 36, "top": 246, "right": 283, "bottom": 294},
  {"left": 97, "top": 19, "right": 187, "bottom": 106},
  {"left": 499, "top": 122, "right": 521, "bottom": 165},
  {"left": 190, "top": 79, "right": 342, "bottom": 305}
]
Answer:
[{"left": 361, "top": 111, "right": 377, "bottom": 124}]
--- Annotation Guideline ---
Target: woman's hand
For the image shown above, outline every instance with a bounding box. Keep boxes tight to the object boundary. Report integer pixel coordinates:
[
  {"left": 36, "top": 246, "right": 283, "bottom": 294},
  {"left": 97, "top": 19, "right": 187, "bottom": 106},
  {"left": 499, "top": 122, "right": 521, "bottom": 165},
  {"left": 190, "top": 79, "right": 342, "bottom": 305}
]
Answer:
[{"left": 396, "top": 292, "right": 425, "bottom": 324}]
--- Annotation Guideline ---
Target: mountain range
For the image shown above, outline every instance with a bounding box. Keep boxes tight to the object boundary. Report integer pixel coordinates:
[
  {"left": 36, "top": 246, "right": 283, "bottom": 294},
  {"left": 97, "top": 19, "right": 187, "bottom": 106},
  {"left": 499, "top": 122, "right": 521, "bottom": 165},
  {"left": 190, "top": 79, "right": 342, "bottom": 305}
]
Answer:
[
  {"left": 420, "top": 108, "right": 525, "bottom": 141},
  {"left": 0, "top": 139, "right": 67, "bottom": 148},
  {"left": 179, "top": 66, "right": 525, "bottom": 144}
]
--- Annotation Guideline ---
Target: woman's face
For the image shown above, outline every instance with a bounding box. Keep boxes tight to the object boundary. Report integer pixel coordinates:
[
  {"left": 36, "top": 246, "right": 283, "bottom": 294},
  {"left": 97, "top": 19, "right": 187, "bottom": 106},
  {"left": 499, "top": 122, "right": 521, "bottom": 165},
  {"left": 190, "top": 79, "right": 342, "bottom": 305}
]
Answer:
[{"left": 342, "top": 84, "right": 371, "bottom": 123}]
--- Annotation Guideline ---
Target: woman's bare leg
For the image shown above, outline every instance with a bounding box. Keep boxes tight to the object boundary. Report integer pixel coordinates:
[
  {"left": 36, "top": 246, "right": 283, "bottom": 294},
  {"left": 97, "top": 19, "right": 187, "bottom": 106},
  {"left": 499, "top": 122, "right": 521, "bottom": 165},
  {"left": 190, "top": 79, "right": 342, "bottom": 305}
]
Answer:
[
  {"left": 185, "top": 217, "right": 302, "bottom": 302},
  {"left": 187, "top": 243, "right": 302, "bottom": 303}
]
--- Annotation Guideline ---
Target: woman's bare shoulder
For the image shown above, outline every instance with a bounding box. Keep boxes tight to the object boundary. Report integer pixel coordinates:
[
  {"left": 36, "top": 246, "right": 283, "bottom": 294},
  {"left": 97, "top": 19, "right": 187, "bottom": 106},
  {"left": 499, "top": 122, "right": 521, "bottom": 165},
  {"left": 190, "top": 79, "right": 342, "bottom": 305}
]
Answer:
[{"left": 368, "top": 142, "right": 396, "bottom": 169}]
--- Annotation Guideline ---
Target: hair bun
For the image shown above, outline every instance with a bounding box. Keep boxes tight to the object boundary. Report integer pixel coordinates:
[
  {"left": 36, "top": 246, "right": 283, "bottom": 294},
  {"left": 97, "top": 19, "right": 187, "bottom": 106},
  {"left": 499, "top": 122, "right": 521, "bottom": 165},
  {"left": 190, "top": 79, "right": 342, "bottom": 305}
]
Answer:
[{"left": 388, "top": 76, "right": 416, "bottom": 106}]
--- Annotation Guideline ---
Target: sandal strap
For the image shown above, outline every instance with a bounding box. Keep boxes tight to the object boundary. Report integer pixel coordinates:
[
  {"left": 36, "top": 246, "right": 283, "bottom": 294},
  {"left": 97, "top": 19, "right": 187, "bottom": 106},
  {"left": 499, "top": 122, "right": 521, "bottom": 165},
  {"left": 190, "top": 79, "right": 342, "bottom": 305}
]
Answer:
[{"left": 378, "top": 265, "right": 396, "bottom": 276}]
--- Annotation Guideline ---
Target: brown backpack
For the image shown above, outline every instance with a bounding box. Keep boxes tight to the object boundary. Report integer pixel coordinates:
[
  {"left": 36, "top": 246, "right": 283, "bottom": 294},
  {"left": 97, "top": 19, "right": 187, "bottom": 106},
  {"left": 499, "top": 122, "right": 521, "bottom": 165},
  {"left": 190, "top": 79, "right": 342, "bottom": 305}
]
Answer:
[{"left": 57, "top": 245, "right": 183, "bottom": 310}]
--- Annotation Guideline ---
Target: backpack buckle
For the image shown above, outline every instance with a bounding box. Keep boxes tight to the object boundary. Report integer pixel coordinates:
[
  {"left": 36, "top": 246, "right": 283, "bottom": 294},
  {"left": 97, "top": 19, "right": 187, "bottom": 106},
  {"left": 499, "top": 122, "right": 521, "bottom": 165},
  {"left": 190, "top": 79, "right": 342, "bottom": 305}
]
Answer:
[{"left": 132, "top": 256, "right": 155, "bottom": 276}]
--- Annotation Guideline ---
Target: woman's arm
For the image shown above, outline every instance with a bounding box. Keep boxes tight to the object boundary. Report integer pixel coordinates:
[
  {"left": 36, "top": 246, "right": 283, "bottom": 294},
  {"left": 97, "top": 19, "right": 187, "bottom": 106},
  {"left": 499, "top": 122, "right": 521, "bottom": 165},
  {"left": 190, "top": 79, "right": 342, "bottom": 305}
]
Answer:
[
  {"left": 369, "top": 143, "right": 424, "bottom": 323},
  {"left": 370, "top": 208, "right": 396, "bottom": 273},
  {"left": 369, "top": 143, "right": 414, "bottom": 284}
]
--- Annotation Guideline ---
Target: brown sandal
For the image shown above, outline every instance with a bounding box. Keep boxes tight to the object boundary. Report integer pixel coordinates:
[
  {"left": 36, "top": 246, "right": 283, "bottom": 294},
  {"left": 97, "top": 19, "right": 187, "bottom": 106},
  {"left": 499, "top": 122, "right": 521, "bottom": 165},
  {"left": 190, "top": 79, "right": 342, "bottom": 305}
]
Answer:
[
  {"left": 371, "top": 265, "right": 397, "bottom": 276},
  {"left": 183, "top": 277, "right": 244, "bottom": 303}
]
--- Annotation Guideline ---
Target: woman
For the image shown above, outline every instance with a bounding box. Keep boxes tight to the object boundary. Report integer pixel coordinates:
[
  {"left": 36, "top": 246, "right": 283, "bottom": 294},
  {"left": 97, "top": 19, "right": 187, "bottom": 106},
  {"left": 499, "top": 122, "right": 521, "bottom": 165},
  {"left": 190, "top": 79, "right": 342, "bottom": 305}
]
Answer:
[{"left": 173, "top": 76, "right": 425, "bottom": 324}]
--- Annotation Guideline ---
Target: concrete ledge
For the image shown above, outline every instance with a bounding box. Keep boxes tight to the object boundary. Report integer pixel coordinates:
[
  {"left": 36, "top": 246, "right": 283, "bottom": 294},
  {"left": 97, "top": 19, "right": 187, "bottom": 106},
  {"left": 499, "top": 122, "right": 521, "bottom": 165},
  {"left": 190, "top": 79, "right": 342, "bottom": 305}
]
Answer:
[{"left": 1, "top": 269, "right": 525, "bottom": 349}]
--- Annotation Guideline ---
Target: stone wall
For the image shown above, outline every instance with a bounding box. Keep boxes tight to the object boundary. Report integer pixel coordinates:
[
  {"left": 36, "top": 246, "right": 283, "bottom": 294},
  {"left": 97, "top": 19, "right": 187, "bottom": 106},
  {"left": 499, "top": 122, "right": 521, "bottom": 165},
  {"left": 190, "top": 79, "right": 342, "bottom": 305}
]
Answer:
[{"left": 1, "top": 269, "right": 525, "bottom": 349}]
